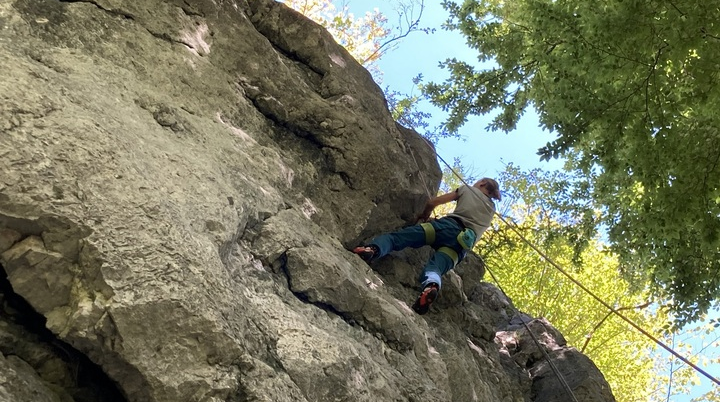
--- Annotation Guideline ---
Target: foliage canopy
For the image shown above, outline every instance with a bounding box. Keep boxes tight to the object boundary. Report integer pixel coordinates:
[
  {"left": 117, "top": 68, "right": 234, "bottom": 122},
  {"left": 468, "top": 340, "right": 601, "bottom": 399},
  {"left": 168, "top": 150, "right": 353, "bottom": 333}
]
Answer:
[{"left": 425, "top": 0, "right": 720, "bottom": 324}]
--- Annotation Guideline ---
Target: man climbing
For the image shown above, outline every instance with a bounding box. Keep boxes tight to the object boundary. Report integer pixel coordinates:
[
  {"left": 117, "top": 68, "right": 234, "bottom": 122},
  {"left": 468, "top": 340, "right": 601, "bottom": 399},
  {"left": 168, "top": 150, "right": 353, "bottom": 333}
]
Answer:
[{"left": 353, "top": 178, "right": 501, "bottom": 315}]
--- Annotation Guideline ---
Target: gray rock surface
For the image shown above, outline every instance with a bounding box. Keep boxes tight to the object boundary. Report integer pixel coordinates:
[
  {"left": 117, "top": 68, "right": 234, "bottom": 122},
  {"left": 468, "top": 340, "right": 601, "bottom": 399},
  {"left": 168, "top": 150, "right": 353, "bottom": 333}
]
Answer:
[
  {"left": 0, "top": 353, "right": 62, "bottom": 402},
  {"left": 0, "top": 1, "right": 616, "bottom": 401}
]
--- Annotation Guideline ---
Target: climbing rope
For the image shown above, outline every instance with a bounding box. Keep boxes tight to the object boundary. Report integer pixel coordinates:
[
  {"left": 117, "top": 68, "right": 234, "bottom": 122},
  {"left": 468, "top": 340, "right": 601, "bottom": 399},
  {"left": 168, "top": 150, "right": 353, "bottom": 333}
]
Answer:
[
  {"left": 432, "top": 151, "right": 720, "bottom": 388},
  {"left": 405, "top": 138, "right": 435, "bottom": 200},
  {"left": 483, "top": 261, "right": 580, "bottom": 402}
]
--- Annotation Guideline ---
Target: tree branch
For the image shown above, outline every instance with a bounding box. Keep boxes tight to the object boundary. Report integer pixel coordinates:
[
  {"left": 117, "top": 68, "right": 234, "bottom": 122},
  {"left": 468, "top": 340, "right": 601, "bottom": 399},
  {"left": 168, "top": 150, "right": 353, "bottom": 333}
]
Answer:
[
  {"left": 667, "top": 1, "right": 685, "bottom": 17},
  {"left": 581, "top": 301, "right": 652, "bottom": 352},
  {"left": 362, "top": 0, "right": 429, "bottom": 64}
]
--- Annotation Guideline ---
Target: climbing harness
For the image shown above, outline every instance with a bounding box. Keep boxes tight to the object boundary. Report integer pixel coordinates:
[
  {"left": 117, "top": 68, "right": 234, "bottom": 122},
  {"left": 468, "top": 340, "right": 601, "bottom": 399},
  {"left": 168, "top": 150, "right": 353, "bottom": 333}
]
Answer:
[
  {"left": 456, "top": 227, "right": 476, "bottom": 250},
  {"left": 420, "top": 221, "right": 461, "bottom": 266},
  {"left": 420, "top": 222, "right": 435, "bottom": 244},
  {"left": 437, "top": 246, "right": 459, "bottom": 266}
]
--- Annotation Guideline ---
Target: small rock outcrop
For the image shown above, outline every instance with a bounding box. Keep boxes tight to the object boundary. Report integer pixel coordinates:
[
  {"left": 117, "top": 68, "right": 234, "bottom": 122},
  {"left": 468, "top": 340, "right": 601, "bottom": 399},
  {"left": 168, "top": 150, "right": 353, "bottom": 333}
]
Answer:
[{"left": 0, "top": 1, "right": 615, "bottom": 401}]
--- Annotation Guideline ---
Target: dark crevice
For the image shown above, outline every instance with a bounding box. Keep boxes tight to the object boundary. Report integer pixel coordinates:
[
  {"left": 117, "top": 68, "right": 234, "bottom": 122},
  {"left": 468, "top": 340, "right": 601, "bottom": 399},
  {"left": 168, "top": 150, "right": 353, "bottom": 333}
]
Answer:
[
  {"left": 56, "top": 0, "right": 207, "bottom": 54},
  {"left": 338, "top": 172, "right": 354, "bottom": 190},
  {"left": 51, "top": 0, "right": 203, "bottom": 56},
  {"left": 0, "top": 265, "right": 127, "bottom": 402},
  {"left": 228, "top": 383, "right": 250, "bottom": 402},
  {"left": 298, "top": 129, "right": 343, "bottom": 155},
  {"left": 218, "top": 221, "right": 247, "bottom": 268},
  {"left": 2, "top": 104, "right": 61, "bottom": 133},
  {"left": 220, "top": 204, "right": 288, "bottom": 271},
  {"left": 58, "top": 0, "right": 135, "bottom": 20},
  {"left": 277, "top": 252, "right": 411, "bottom": 353},
  {"left": 180, "top": 1, "right": 205, "bottom": 17},
  {"left": 244, "top": 2, "right": 329, "bottom": 81},
  {"left": 224, "top": 211, "right": 283, "bottom": 276},
  {"left": 279, "top": 255, "right": 361, "bottom": 329},
  {"left": 234, "top": 81, "right": 350, "bottom": 176},
  {"left": 145, "top": 29, "right": 191, "bottom": 50},
  {"left": 237, "top": 211, "right": 275, "bottom": 244},
  {"left": 239, "top": 90, "right": 289, "bottom": 129},
  {"left": 268, "top": 42, "right": 325, "bottom": 80},
  {"left": 238, "top": 89, "right": 344, "bottom": 162},
  {"left": 140, "top": 27, "right": 171, "bottom": 43},
  {"left": 266, "top": 250, "right": 288, "bottom": 275},
  {"left": 248, "top": 318, "right": 286, "bottom": 372}
]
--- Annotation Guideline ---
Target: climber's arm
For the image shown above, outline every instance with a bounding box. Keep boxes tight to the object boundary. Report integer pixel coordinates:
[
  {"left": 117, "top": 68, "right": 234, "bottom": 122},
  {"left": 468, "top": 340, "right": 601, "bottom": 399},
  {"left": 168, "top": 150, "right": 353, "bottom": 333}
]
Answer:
[{"left": 417, "top": 189, "right": 460, "bottom": 222}]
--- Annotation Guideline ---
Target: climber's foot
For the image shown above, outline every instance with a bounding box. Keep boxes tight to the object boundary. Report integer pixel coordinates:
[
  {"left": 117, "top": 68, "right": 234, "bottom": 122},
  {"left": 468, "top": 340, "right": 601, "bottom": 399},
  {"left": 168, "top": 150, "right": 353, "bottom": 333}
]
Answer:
[
  {"left": 353, "top": 245, "right": 379, "bottom": 263},
  {"left": 412, "top": 283, "right": 439, "bottom": 315}
]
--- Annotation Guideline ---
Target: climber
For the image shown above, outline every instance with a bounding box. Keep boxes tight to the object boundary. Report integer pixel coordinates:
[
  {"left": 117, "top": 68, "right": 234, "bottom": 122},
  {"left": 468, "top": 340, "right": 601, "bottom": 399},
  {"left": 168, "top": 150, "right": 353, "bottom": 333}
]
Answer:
[{"left": 353, "top": 178, "right": 501, "bottom": 315}]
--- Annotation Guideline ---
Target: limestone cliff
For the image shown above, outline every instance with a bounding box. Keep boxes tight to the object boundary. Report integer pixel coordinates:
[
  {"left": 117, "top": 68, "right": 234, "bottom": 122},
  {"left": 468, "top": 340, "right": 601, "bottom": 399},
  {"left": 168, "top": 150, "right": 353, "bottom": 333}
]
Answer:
[{"left": 0, "top": 1, "right": 616, "bottom": 401}]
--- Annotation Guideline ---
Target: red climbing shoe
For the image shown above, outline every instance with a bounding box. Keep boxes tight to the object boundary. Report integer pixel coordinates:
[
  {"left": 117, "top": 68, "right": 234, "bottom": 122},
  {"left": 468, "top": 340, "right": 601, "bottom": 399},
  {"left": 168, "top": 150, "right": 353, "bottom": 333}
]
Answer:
[
  {"left": 353, "top": 245, "right": 379, "bottom": 263},
  {"left": 412, "top": 283, "right": 439, "bottom": 315}
]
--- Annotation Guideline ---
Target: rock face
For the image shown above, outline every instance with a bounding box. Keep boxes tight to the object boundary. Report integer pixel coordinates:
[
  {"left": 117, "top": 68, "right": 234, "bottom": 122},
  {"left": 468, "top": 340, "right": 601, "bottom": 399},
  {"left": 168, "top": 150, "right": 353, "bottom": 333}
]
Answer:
[{"left": 0, "top": 1, "right": 616, "bottom": 401}]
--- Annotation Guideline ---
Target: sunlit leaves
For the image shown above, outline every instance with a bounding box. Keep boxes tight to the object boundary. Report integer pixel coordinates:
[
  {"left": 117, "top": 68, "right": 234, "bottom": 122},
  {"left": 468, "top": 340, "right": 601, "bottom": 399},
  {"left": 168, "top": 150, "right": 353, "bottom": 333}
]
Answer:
[{"left": 649, "top": 320, "right": 720, "bottom": 401}]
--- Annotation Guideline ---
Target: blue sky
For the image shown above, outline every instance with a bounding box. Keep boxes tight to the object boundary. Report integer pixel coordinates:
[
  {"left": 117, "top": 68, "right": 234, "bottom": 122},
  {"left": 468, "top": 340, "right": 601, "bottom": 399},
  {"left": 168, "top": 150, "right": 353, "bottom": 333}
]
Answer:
[
  {"left": 338, "top": 1, "right": 719, "bottom": 400},
  {"left": 359, "top": 1, "right": 564, "bottom": 177}
]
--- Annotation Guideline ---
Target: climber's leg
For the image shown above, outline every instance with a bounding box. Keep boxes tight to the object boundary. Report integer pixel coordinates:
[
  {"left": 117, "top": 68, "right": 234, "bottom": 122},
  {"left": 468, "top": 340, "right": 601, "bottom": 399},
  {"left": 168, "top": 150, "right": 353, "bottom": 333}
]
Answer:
[{"left": 363, "top": 224, "right": 427, "bottom": 259}]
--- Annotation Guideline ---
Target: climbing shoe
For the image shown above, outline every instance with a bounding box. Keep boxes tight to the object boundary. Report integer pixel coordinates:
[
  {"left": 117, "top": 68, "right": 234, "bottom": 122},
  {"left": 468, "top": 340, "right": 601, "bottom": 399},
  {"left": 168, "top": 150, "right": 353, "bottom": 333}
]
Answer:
[
  {"left": 412, "top": 283, "right": 439, "bottom": 315},
  {"left": 353, "top": 245, "right": 379, "bottom": 263}
]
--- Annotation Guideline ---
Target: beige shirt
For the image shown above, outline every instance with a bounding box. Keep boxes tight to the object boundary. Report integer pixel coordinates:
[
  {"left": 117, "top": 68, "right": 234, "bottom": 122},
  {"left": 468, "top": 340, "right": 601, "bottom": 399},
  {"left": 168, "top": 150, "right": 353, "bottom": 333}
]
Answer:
[{"left": 447, "top": 185, "right": 496, "bottom": 240}]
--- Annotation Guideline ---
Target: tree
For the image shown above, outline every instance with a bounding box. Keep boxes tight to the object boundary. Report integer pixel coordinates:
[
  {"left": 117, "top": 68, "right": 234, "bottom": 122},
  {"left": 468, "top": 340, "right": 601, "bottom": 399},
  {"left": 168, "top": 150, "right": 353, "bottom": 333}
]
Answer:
[{"left": 423, "top": 0, "right": 720, "bottom": 325}]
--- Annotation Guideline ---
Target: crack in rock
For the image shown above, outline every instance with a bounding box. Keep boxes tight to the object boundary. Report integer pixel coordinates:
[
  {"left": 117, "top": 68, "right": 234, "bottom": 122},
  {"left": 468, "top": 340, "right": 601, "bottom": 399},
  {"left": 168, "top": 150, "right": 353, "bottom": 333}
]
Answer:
[
  {"left": 277, "top": 250, "right": 413, "bottom": 353},
  {"left": 0, "top": 263, "right": 127, "bottom": 402},
  {"left": 58, "top": 0, "right": 134, "bottom": 20},
  {"left": 235, "top": 79, "right": 349, "bottom": 176},
  {"left": 53, "top": 0, "right": 210, "bottom": 55},
  {"left": 278, "top": 250, "right": 360, "bottom": 328},
  {"left": 179, "top": 1, "right": 204, "bottom": 18}
]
